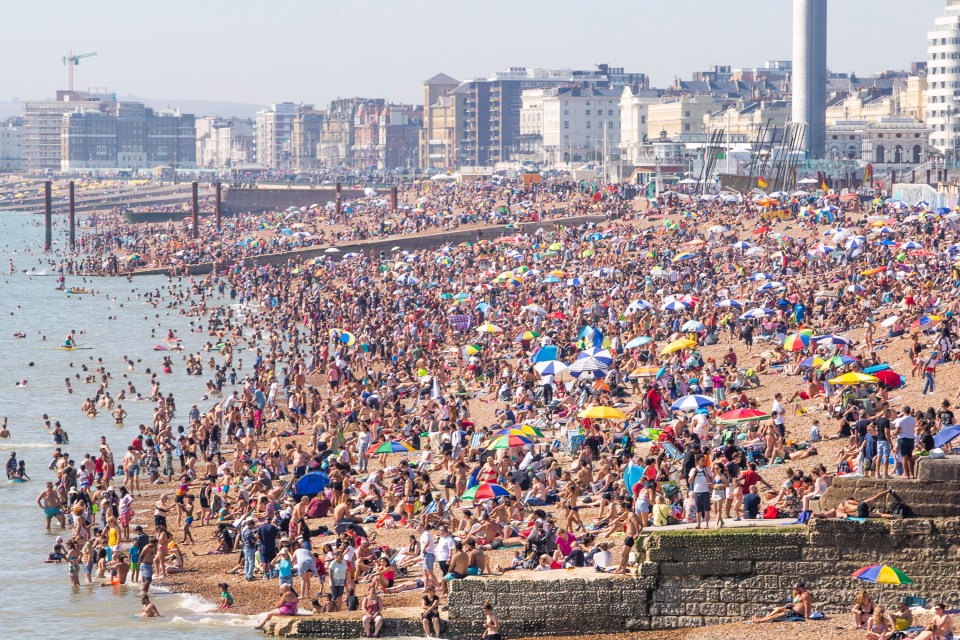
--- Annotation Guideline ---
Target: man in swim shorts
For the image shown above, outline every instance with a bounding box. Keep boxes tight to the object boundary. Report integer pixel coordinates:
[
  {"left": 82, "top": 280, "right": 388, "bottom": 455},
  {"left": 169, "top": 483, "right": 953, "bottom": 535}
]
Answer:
[{"left": 37, "top": 481, "right": 65, "bottom": 531}]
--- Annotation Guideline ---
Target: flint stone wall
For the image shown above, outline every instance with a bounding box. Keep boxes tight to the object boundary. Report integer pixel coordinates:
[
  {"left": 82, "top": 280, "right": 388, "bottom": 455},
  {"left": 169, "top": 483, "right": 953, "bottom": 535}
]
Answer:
[{"left": 269, "top": 518, "right": 960, "bottom": 637}]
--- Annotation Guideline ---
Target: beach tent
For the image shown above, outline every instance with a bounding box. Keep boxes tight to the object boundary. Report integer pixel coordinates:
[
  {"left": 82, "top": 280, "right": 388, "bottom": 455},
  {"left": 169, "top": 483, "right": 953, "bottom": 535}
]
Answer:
[{"left": 294, "top": 471, "right": 330, "bottom": 497}]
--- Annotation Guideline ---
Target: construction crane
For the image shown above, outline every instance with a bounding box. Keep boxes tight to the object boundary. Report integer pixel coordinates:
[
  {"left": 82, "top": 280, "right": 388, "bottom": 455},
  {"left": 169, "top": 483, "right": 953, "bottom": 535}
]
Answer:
[{"left": 63, "top": 50, "right": 97, "bottom": 92}]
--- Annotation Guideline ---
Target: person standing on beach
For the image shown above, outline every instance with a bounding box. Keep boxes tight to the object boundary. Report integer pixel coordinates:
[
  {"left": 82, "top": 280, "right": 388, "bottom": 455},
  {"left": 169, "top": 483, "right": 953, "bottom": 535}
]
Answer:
[
  {"left": 241, "top": 518, "right": 258, "bottom": 581},
  {"left": 687, "top": 456, "right": 713, "bottom": 529},
  {"left": 37, "top": 481, "right": 65, "bottom": 531},
  {"left": 139, "top": 537, "right": 157, "bottom": 595}
]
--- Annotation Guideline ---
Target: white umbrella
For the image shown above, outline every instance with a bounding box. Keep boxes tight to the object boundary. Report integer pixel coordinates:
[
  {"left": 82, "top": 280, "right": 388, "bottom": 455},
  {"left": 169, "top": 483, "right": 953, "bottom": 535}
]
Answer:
[
  {"left": 324, "top": 247, "right": 341, "bottom": 253},
  {"left": 881, "top": 316, "right": 899, "bottom": 328},
  {"left": 520, "top": 304, "right": 548, "bottom": 315},
  {"left": 568, "top": 357, "right": 609, "bottom": 379}
]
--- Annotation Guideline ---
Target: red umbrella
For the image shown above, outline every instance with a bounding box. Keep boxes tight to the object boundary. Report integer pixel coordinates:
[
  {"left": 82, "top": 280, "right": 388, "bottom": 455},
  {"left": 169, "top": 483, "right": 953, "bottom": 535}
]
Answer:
[
  {"left": 546, "top": 311, "right": 568, "bottom": 320},
  {"left": 874, "top": 369, "right": 904, "bottom": 389},
  {"left": 754, "top": 226, "right": 772, "bottom": 234}
]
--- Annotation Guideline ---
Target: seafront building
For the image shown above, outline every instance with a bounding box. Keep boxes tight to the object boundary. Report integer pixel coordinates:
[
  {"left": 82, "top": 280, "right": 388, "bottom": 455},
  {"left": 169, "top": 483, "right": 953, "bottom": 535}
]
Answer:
[
  {"left": 928, "top": 0, "right": 960, "bottom": 163},
  {"left": 60, "top": 102, "right": 196, "bottom": 171}
]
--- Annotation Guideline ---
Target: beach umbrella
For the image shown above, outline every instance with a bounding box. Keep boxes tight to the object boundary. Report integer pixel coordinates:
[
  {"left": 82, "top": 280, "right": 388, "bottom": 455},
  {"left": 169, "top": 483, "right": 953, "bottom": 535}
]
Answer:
[
  {"left": 748, "top": 272, "right": 771, "bottom": 281},
  {"left": 829, "top": 372, "right": 879, "bottom": 385},
  {"left": 670, "top": 394, "right": 716, "bottom": 412},
  {"left": 783, "top": 333, "right": 811, "bottom": 351},
  {"left": 496, "top": 424, "right": 545, "bottom": 438},
  {"left": 813, "top": 334, "right": 853, "bottom": 346},
  {"left": 521, "top": 304, "right": 548, "bottom": 315},
  {"left": 911, "top": 315, "right": 941, "bottom": 330},
  {"left": 731, "top": 241, "right": 753, "bottom": 250},
  {"left": 880, "top": 316, "right": 899, "bottom": 329},
  {"left": 661, "top": 300, "right": 690, "bottom": 312},
  {"left": 741, "top": 308, "right": 773, "bottom": 319},
  {"left": 578, "top": 406, "right": 626, "bottom": 420},
  {"left": 463, "top": 343, "right": 483, "bottom": 356},
  {"left": 819, "top": 355, "right": 858, "bottom": 370},
  {"left": 534, "top": 360, "right": 569, "bottom": 376},
  {"left": 714, "top": 299, "right": 744, "bottom": 309},
  {"left": 475, "top": 322, "right": 503, "bottom": 333},
  {"left": 514, "top": 330, "right": 541, "bottom": 342},
  {"left": 461, "top": 483, "right": 511, "bottom": 501},
  {"left": 672, "top": 252, "right": 697, "bottom": 262},
  {"left": 852, "top": 564, "right": 913, "bottom": 585},
  {"left": 488, "top": 434, "right": 533, "bottom": 449},
  {"left": 874, "top": 369, "right": 905, "bottom": 389},
  {"left": 681, "top": 320, "right": 706, "bottom": 332},
  {"left": 660, "top": 338, "right": 696, "bottom": 355},
  {"left": 578, "top": 348, "right": 614, "bottom": 366},
  {"left": 631, "top": 366, "right": 661, "bottom": 378},
  {"left": 799, "top": 356, "right": 825, "bottom": 369},
  {"left": 758, "top": 282, "right": 784, "bottom": 291},
  {"left": 546, "top": 311, "right": 568, "bottom": 320},
  {"left": 369, "top": 441, "right": 415, "bottom": 455},
  {"left": 625, "top": 336, "right": 653, "bottom": 349},
  {"left": 568, "top": 357, "right": 609, "bottom": 379},
  {"left": 627, "top": 299, "right": 653, "bottom": 313},
  {"left": 900, "top": 241, "right": 924, "bottom": 251},
  {"left": 716, "top": 408, "right": 770, "bottom": 424},
  {"left": 566, "top": 277, "right": 583, "bottom": 287}
]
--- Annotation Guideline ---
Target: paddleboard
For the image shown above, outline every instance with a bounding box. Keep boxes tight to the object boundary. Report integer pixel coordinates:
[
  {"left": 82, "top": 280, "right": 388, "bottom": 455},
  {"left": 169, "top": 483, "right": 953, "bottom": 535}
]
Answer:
[
  {"left": 47, "top": 346, "right": 93, "bottom": 351},
  {"left": 8, "top": 478, "right": 25, "bottom": 483}
]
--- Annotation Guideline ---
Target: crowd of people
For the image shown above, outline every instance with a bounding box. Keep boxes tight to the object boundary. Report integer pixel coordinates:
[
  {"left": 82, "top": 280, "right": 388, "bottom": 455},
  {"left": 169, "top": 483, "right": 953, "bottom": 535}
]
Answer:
[{"left": 27, "top": 175, "right": 960, "bottom": 637}]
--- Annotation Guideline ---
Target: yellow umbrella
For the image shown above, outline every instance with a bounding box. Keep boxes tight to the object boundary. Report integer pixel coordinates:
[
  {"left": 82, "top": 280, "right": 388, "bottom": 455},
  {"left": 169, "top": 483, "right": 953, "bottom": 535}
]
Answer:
[
  {"left": 475, "top": 322, "right": 502, "bottom": 333},
  {"left": 660, "top": 338, "right": 696, "bottom": 355},
  {"left": 829, "top": 372, "right": 879, "bottom": 386},
  {"left": 578, "top": 406, "right": 626, "bottom": 420}
]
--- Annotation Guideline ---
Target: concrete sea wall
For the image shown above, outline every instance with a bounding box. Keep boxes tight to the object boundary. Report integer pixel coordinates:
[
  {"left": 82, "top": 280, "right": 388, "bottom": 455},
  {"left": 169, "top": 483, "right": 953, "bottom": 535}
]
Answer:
[{"left": 267, "top": 518, "right": 960, "bottom": 637}]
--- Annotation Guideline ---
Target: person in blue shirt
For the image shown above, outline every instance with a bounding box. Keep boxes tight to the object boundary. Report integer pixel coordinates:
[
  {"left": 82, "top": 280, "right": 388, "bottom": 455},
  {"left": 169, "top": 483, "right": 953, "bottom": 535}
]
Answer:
[{"left": 794, "top": 302, "right": 807, "bottom": 325}]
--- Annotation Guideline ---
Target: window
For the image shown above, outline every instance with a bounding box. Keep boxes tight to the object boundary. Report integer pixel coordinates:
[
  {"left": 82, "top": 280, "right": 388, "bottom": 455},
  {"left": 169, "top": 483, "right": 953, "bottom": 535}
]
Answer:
[
  {"left": 684, "top": 123, "right": 691, "bottom": 131},
  {"left": 586, "top": 122, "right": 591, "bottom": 129},
  {"left": 608, "top": 109, "right": 614, "bottom": 116},
  {"left": 875, "top": 145, "right": 885, "bottom": 163},
  {"left": 586, "top": 109, "right": 591, "bottom": 116},
  {"left": 564, "top": 121, "right": 569, "bottom": 129},
  {"left": 684, "top": 111, "right": 691, "bottom": 117}
]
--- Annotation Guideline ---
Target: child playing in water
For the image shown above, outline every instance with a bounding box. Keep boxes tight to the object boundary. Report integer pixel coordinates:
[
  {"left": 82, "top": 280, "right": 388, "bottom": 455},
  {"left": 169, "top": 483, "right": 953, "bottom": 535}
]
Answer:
[{"left": 218, "top": 582, "right": 234, "bottom": 609}]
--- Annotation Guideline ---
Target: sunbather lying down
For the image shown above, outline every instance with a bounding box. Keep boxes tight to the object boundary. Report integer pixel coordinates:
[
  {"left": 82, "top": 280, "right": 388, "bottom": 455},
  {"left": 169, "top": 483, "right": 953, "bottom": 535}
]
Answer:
[{"left": 813, "top": 489, "right": 892, "bottom": 519}]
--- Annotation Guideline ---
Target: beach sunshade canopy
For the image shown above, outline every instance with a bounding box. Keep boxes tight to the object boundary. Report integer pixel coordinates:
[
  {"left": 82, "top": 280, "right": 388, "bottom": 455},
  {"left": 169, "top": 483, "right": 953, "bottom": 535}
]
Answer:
[
  {"left": 475, "top": 322, "right": 503, "bottom": 333},
  {"left": 495, "top": 425, "right": 544, "bottom": 438},
  {"left": 852, "top": 564, "right": 912, "bottom": 585},
  {"left": 568, "top": 357, "right": 609, "bottom": 379},
  {"left": 631, "top": 366, "right": 661, "bottom": 378},
  {"left": 783, "top": 332, "right": 811, "bottom": 352},
  {"left": 578, "top": 406, "right": 626, "bottom": 419}
]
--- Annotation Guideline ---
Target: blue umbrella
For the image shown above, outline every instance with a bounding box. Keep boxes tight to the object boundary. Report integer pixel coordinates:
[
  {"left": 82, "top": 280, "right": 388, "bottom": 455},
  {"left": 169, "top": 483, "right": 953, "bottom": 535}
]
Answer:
[
  {"left": 661, "top": 300, "right": 690, "bottom": 312},
  {"left": 578, "top": 348, "right": 614, "bottom": 366},
  {"left": 625, "top": 336, "right": 653, "bottom": 349},
  {"left": 566, "top": 278, "right": 583, "bottom": 287},
  {"left": 681, "top": 320, "right": 706, "bottom": 332},
  {"left": 534, "top": 360, "right": 569, "bottom": 376},
  {"left": 568, "top": 357, "right": 608, "bottom": 379},
  {"left": 627, "top": 299, "right": 653, "bottom": 313},
  {"left": 863, "top": 364, "right": 891, "bottom": 374},
  {"left": 732, "top": 241, "right": 752, "bottom": 250}
]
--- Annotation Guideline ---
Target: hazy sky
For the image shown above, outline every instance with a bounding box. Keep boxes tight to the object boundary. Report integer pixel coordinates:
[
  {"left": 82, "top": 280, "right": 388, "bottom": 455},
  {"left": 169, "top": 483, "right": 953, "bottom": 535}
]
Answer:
[{"left": 1, "top": 0, "right": 948, "bottom": 108}]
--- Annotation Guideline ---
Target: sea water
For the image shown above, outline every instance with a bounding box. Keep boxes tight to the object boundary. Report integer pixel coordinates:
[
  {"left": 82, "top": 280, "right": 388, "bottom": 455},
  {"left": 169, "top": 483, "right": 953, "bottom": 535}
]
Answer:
[{"left": 0, "top": 213, "right": 259, "bottom": 638}]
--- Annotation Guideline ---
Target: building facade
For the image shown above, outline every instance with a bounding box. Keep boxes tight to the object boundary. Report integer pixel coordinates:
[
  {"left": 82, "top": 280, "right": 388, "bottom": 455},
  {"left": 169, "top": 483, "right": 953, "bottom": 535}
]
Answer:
[
  {"left": 290, "top": 107, "right": 324, "bottom": 172},
  {"left": 0, "top": 121, "right": 23, "bottom": 171},
  {"left": 419, "top": 73, "right": 462, "bottom": 170},
  {"left": 646, "top": 96, "right": 720, "bottom": 140},
  {"left": 825, "top": 118, "right": 930, "bottom": 169},
  {"left": 522, "top": 86, "right": 620, "bottom": 165},
  {"left": 61, "top": 103, "right": 196, "bottom": 171},
  {"left": 255, "top": 102, "right": 298, "bottom": 169},
  {"left": 927, "top": 0, "right": 960, "bottom": 160},
  {"left": 196, "top": 117, "right": 254, "bottom": 169},
  {"left": 23, "top": 91, "right": 115, "bottom": 171}
]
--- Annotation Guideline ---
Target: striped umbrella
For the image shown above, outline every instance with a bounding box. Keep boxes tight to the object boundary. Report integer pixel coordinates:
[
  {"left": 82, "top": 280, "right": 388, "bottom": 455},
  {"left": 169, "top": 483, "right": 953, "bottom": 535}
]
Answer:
[
  {"left": 819, "top": 355, "right": 858, "bottom": 370},
  {"left": 534, "top": 360, "right": 569, "bottom": 376},
  {"left": 783, "top": 332, "right": 811, "bottom": 351},
  {"left": 798, "top": 356, "right": 826, "bottom": 369},
  {"left": 369, "top": 441, "right": 415, "bottom": 454},
  {"left": 568, "top": 357, "right": 609, "bottom": 379},
  {"left": 631, "top": 366, "right": 661, "bottom": 378},
  {"left": 495, "top": 425, "right": 544, "bottom": 438},
  {"left": 488, "top": 434, "right": 533, "bottom": 449},
  {"left": 741, "top": 308, "right": 774, "bottom": 319},
  {"left": 461, "top": 483, "right": 510, "bottom": 501},
  {"left": 670, "top": 395, "right": 716, "bottom": 412},
  {"left": 911, "top": 315, "right": 941, "bottom": 330},
  {"left": 714, "top": 299, "right": 744, "bottom": 309},
  {"left": 852, "top": 564, "right": 912, "bottom": 585},
  {"left": 578, "top": 348, "right": 614, "bottom": 366}
]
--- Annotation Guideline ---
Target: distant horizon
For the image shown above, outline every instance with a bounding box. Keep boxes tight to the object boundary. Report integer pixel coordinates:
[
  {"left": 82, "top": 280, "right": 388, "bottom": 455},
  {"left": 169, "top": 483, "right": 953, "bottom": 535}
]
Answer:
[{"left": 0, "top": 0, "right": 948, "bottom": 111}]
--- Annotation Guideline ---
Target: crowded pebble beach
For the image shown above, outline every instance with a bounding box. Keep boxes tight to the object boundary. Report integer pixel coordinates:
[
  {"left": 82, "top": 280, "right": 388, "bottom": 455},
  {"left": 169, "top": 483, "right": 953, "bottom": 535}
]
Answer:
[{"left": 10, "top": 175, "right": 960, "bottom": 640}]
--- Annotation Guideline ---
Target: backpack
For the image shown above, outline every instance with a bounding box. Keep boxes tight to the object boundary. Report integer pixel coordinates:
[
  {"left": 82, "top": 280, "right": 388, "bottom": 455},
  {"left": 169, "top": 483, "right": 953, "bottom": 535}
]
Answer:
[{"left": 763, "top": 505, "right": 779, "bottom": 519}]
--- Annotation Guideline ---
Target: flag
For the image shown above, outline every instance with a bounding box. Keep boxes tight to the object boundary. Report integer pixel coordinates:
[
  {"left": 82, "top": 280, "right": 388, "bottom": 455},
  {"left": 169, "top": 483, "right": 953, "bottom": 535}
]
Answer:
[
  {"left": 821, "top": 179, "right": 829, "bottom": 192},
  {"left": 448, "top": 314, "right": 473, "bottom": 332},
  {"left": 864, "top": 163, "right": 873, "bottom": 183},
  {"left": 757, "top": 176, "right": 768, "bottom": 189}
]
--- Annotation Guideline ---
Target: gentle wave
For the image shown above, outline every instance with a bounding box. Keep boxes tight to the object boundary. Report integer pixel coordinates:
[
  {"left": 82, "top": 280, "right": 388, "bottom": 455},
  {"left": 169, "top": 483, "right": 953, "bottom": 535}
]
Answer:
[{"left": 0, "top": 442, "right": 55, "bottom": 449}]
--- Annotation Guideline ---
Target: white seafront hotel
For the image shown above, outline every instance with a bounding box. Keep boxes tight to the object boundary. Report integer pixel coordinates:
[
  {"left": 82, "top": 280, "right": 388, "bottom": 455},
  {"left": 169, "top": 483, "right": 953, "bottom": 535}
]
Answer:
[{"left": 928, "top": 0, "right": 960, "bottom": 161}]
